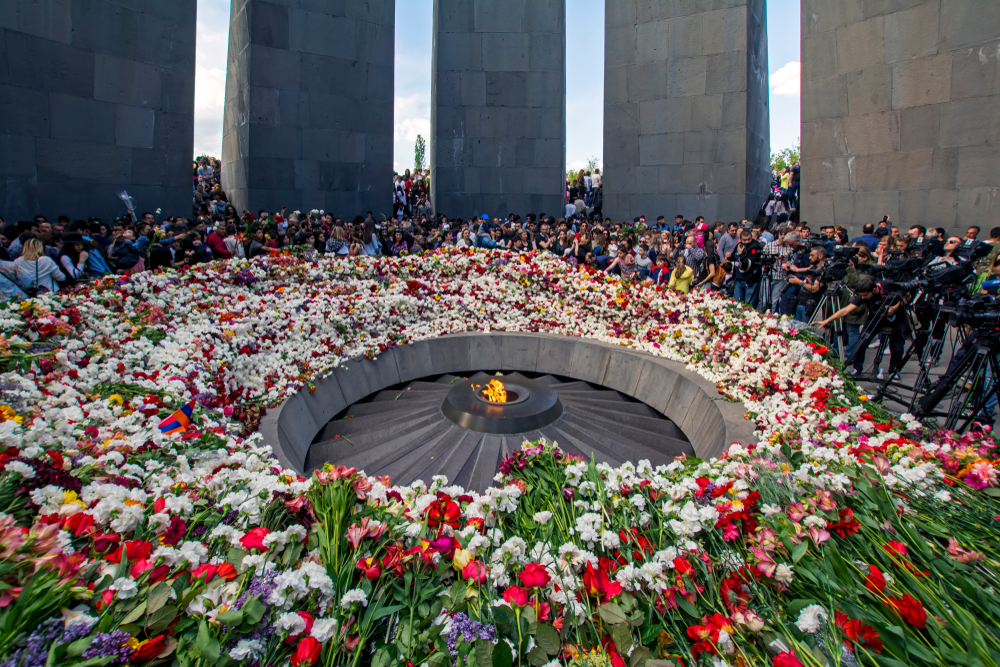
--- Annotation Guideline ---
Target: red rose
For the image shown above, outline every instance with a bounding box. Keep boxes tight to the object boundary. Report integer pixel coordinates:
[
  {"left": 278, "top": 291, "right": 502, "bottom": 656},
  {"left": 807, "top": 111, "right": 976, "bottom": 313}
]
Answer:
[
  {"left": 290, "top": 636, "right": 322, "bottom": 667},
  {"left": 462, "top": 561, "right": 488, "bottom": 584},
  {"left": 502, "top": 585, "right": 529, "bottom": 607},
  {"left": 773, "top": 651, "right": 804, "bottom": 667},
  {"left": 134, "top": 635, "right": 168, "bottom": 661},
  {"left": 518, "top": 562, "right": 551, "bottom": 589},
  {"left": 883, "top": 540, "right": 908, "bottom": 557},
  {"left": 240, "top": 527, "right": 270, "bottom": 552},
  {"left": 191, "top": 563, "right": 218, "bottom": 582}
]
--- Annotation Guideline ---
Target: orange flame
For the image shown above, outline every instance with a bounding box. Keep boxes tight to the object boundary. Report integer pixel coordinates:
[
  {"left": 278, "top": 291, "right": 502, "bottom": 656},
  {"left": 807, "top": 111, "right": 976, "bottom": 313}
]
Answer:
[{"left": 482, "top": 379, "right": 507, "bottom": 403}]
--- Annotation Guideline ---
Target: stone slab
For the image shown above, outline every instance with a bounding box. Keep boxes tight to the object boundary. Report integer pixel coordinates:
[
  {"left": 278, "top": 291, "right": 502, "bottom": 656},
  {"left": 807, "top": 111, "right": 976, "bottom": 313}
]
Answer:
[
  {"left": 0, "top": 0, "right": 194, "bottom": 222},
  {"left": 604, "top": 0, "right": 769, "bottom": 223}
]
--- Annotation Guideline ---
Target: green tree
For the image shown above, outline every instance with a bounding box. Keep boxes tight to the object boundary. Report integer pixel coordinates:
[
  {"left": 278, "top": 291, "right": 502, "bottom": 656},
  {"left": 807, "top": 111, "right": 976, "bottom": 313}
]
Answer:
[
  {"left": 413, "top": 135, "right": 427, "bottom": 172},
  {"left": 771, "top": 142, "right": 800, "bottom": 172}
]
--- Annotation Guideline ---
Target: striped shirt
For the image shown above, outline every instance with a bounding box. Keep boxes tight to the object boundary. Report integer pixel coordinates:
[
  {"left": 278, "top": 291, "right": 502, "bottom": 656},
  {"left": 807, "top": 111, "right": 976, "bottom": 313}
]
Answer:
[{"left": 764, "top": 240, "right": 794, "bottom": 280}]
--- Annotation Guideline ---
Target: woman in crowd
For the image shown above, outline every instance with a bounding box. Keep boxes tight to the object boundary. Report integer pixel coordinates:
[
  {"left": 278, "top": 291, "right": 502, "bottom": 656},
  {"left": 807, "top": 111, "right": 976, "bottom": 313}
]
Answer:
[
  {"left": 325, "top": 227, "right": 349, "bottom": 255},
  {"left": 390, "top": 230, "right": 409, "bottom": 256},
  {"left": 14, "top": 239, "right": 65, "bottom": 293},
  {"left": 58, "top": 233, "right": 90, "bottom": 283},
  {"left": 457, "top": 228, "right": 475, "bottom": 249},
  {"left": 668, "top": 254, "right": 694, "bottom": 294}
]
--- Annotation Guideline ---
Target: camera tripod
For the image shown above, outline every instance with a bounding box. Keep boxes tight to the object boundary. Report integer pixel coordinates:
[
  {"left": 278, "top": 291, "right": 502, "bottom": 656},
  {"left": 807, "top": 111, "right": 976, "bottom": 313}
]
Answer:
[
  {"left": 843, "top": 291, "right": 920, "bottom": 380},
  {"left": 809, "top": 282, "right": 849, "bottom": 364},
  {"left": 915, "top": 331, "right": 1000, "bottom": 431}
]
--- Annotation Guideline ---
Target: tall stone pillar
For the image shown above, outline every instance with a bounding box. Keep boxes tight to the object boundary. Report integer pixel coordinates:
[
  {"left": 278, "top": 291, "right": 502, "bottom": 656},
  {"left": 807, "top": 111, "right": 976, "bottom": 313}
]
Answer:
[
  {"left": 431, "top": 0, "right": 566, "bottom": 221},
  {"left": 800, "top": 0, "right": 1000, "bottom": 234},
  {"left": 1, "top": 1, "right": 196, "bottom": 221},
  {"left": 222, "top": 0, "right": 394, "bottom": 218},
  {"left": 603, "top": 0, "right": 770, "bottom": 223}
]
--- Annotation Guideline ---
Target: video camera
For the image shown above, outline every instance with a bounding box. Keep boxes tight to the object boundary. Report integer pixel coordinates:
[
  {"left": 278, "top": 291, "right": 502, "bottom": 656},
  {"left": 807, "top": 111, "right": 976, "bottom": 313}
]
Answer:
[{"left": 940, "top": 295, "right": 1000, "bottom": 330}]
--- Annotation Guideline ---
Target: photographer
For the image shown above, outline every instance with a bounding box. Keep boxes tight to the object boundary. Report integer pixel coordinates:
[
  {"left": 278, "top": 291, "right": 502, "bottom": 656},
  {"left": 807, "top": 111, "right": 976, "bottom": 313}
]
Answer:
[
  {"left": 762, "top": 228, "right": 798, "bottom": 313},
  {"left": 815, "top": 277, "right": 905, "bottom": 376},
  {"left": 786, "top": 246, "right": 827, "bottom": 321},
  {"left": 729, "top": 228, "right": 763, "bottom": 307}
]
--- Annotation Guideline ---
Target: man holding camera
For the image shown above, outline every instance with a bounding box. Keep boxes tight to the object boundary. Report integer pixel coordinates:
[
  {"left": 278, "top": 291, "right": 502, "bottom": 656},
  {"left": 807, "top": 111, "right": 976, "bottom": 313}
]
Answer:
[
  {"left": 729, "top": 228, "right": 763, "bottom": 307},
  {"left": 762, "top": 227, "right": 798, "bottom": 313},
  {"left": 786, "top": 246, "right": 828, "bottom": 321},
  {"left": 817, "top": 277, "right": 905, "bottom": 377}
]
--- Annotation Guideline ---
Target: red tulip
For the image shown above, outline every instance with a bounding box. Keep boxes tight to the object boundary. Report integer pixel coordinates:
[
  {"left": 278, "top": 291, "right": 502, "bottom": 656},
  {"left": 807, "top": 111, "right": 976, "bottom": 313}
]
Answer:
[
  {"left": 502, "top": 585, "right": 529, "bottom": 607},
  {"left": 518, "top": 562, "right": 551, "bottom": 589},
  {"left": 462, "top": 560, "right": 488, "bottom": 584},
  {"left": 240, "top": 527, "right": 270, "bottom": 552},
  {"left": 153, "top": 497, "right": 166, "bottom": 513},
  {"left": 864, "top": 565, "right": 886, "bottom": 594},
  {"left": 290, "top": 636, "right": 322, "bottom": 667},
  {"left": 61, "top": 512, "right": 95, "bottom": 537},
  {"left": 134, "top": 635, "right": 168, "bottom": 661},
  {"left": 91, "top": 533, "right": 120, "bottom": 555},
  {"left": 773, "top": 651, "right": 804, "bottom": 667}
]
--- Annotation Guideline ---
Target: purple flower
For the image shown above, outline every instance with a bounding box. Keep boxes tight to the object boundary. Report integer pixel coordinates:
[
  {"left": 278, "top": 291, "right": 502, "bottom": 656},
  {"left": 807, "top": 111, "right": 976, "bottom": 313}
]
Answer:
[
  {"left": 82, "top": 631, "right": 134, "bottom": 664},
  {"left": 444, "top": 613, "right": 497, "bottom": 656}
]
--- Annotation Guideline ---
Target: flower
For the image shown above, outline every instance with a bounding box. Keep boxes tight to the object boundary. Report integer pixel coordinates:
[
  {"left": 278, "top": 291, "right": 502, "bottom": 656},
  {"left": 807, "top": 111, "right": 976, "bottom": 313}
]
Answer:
[
  {"left": 240, "top": 527, "right": 270, "bottom": 552},
  {"left": 533, "top": 511, "right": 553, "bottom": 524},
  {"left": 864, "top": 565, "right": 886, "bottom": 594},
  {"left": 774, "top": 564, "right": 794, "bottom": 585},
  {"left": 886, "top": 594, "right": 927, "bottom": 628},
  {"left": 290, "top": 636, "right": 322, "bottom": 667},
  {"left": 462, "top": 560, "right": 488, "bottom": 584},
  {"left": 794, "top": 604, "right": 827, "bottom": 633},
  {"left": 518, "top": 562, "right": 551, "bottom": 589},
  {"left": 340, "top": 588, "right": 368, "bottom": 609},
  {"left": 112, "top": 577, "right": 138, "bottom": 600},
  {"left": 773, "top": 651, "right": 804, "bottom": 667},
  {"left": 502, "top": 585, "right": 529, "bottom": 607}
]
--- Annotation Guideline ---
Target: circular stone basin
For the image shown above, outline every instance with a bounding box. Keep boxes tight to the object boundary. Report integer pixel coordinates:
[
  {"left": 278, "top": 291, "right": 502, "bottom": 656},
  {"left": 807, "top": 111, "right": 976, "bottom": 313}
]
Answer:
[{"left": 443, "top": 373, "right": 563, "bottom": 434}]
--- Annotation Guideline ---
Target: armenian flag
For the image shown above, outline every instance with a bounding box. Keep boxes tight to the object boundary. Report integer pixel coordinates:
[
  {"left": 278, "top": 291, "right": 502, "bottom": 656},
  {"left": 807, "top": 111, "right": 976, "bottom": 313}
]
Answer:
[{"left": 158, "top": 399, "right": 196, "bottom": 435}]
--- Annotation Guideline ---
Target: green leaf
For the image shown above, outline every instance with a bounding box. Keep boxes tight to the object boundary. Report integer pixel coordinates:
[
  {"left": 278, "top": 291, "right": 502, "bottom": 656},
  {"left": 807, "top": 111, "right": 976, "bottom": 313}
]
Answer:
[
  {"left": 792, "top": 541, "right": 809, "bottom": 564},
  {"left": 611, "top": 624, "right": 633, "bottom": 656},
  {"left": 214, "top": 609, "right": 243, "bottom": 627},
  {"left": 146, "top": 604, "right": 178, "bottom": 634},
  {"left": 195, "top": 619, "right": 210, "bottom": 653},
  {"left": 533, "top": 623, "right": 560, "bottom": 655},
  {"left": 598, "top": 602, "right": 629, "bottom": 625},
  {"left": 476, "top": 638, "right": 493, "bottom": 667},
  {"left": 371, "top": 647, "right": 392, "bottom": 667},
  {"left": 120, "top": 600, "right": 148, "bottom": 625},
  {"left": 372, "top": 604, "right": 405, "bottom": 621},
  {"left": 630, "top": 647, "right": 652, "bottom": 667},
  {"left": 146, "top": 582, "right": 173, "bottom": 615},
  {"left": 675, "top": 595, "right": 701, "bottom": 619},
  {"left": 492, "top": 639, "right": 513, "bottom": 667},
  {"left": 521, "top": 605, "right": 537, "bottom": 626},
  {"left": 242, "top": 597, "right": 266, "bottom": 625},
  {"left": 527, "top": 647, "right": 549, "bottom": 666},
  {"left": 202, "top": 638, "right": 221, "bottom": 664},
  {"left": 66, "top": 636, "right": 94, "bottom": 658}
]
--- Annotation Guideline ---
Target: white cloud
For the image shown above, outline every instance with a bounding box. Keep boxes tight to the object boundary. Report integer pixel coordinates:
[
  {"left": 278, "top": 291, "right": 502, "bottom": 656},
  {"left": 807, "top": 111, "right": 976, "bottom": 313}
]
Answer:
[
  {"left": 769, "top": 61, "right": 800, "bottom": 97},
  {"left": 193, "top": 15, "right": 228, "bottom": 158},
  {"left": 393, "top": 93, "right": 430, "bottom": 173}
]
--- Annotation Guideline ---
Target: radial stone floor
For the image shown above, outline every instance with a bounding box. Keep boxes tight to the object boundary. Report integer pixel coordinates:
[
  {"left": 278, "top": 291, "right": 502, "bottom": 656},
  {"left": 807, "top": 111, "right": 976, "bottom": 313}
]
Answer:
[{"left": 306, "top": 372, "right": 693, "bottom": 493}]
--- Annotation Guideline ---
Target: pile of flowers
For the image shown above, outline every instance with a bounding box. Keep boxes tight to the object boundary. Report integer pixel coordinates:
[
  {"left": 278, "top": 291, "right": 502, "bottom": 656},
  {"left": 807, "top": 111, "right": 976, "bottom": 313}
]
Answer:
[{"left": 0, "top": 248, "right": 996, "bottom": 667}]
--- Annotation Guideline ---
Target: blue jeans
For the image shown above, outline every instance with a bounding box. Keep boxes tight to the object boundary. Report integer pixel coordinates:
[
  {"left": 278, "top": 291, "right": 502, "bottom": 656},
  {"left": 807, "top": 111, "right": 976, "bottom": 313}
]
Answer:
[{"left": 734, "top": 280, "right": 760, "bottom": 308}]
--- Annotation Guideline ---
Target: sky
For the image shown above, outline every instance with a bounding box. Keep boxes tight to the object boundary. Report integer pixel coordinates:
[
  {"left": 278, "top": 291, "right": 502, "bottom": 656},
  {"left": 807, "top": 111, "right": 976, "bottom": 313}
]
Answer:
[{"left": 194, "top": 0, "right": 801, "bottom": 171}]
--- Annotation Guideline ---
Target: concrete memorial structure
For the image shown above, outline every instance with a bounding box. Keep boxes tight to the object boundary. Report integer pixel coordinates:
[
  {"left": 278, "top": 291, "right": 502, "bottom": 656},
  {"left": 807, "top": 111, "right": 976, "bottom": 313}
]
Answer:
[
  {"left": 431, "top": 0, "right": 566, "bottom": 220},
  {"left": 603, "top": 0, "right": 771, "bottom": 223},
  {"left": 800, "top": 0, "right": 1000, "bottom": 231},
  {"left": 221, "top": 0, "right": 395, "bottom": 217},
  {"left": 0, "top": 0, "right": 196, "bottom": 221}
]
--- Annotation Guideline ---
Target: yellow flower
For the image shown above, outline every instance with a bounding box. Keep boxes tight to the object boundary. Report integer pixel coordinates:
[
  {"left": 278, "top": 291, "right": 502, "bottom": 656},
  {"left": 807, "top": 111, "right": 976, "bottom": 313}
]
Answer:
[
  {"left": 108, "top": 394, "right": 124, "bottom": 407},
  {"left": 0, "top": 406, "right": 23, "bottom": 424},
  {"left": 452, "top": 548, "right": 473, "bottom": 571}
]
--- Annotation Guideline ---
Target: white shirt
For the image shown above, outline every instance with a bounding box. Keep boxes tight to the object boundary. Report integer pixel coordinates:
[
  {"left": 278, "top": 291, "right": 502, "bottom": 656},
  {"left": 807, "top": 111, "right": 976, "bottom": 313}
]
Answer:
[
  {"left": 565, "top": 203, "right": 576, "bottom": 217},
  {"left": 60, "top": 254, "right": 88, "bottom": 279},
  {"left": 591, "top": 173, "right": 601, "bottom": 187},
  {"left": 14, "top": 256, "right": 66, "bottom": 293}
]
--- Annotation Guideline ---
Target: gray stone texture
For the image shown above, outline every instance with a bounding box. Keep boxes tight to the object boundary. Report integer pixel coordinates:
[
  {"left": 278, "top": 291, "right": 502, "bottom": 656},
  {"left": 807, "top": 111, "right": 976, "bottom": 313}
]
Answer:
[
  {"left": 603, "top": 0, "right": 771, "bottom": 223},
  {"left": 0, "top": 1, "right": 195, "bottom": 222},
  {"left": 259, "top": 332, "right": 755, "bottom": 472},
  {"left": 431, "top": 0, "right": 566, "bottom": 220},
  {"left": 222, "top": 0, "right": 394, "bottom": 218},
  {"left": 800, "top": 0, "right": 1000, "bottom": 233}
]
